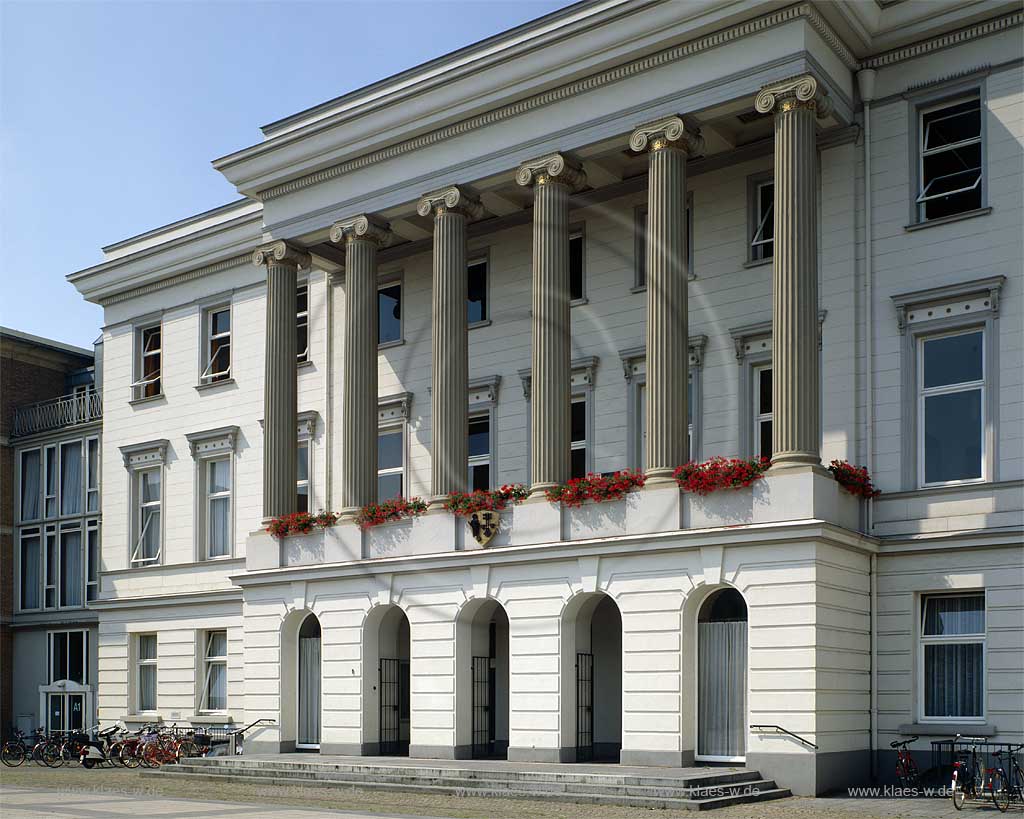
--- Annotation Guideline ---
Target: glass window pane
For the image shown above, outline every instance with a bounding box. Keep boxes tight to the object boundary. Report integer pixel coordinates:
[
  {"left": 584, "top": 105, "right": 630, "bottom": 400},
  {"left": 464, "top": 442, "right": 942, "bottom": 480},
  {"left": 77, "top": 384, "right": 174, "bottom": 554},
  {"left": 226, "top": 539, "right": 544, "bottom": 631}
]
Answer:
[
  {"left": 48, "top": 695, "right": 63, "bottom": 732},
  {"left": 20, "top": 450, "right": 41, "bottom": 520},
  {"left": 209, "top": 497, "right": 230, "bottom": 557},
  {"left": 377, "top": 473, "right": 403, "bottom": 501},
  {"left": 45, "top": 448, "right": 58, "bottom": 517},
  {"left": 571, "top": 447, "right": 586, "bottom": 480},
  {"left": 141, "top": 470, "right": 160, "bottom": 503},
  {"left": 571, "top": 400, "right": 586, "bottom": 445},
  {"left": 924, "top": 643, "right": 983, "bottom": 718},
  {"left": 470, "top": 463, "right": 490, "bottom": 492},
  {"left": 923, "top": 332, "right": 983, "bottom": 388},
  {"left": 569, "top": 235, "right": 584, "bottom": 301},
  {"left": 923, "top": 99, "right": 981, "bottom": 149},
  {"left": 60, "top": 442, "right": 82, "bottom": 516},
  {"left": 468, "top": 418, "right": 489, "bottom": 458},
  {"left": 923, "top": 595, "right": 985, "bottom": 636},
  {"left": 211, "top": 308, "right": 230, "bottom": 336},
  {"left": 759, "top": 420, "right": 773, "bottom": 460},
  {"left": 297, "top": 286, "right": 308, "bottom": 314},
  {"left": 924, "top": 389, "right": 982, "bottom": 483},
  {"left": 378, "top": 431, "right": 403, "bottom": 470},
  {"left": 139, "top": 665, "right": 157, "bottom": 711},
  {"left": 60, "top": 530, "right": 83, "bottom": 608},
  {"left": 378, "top": 284, "right": 402, "bottom": 344},
  {"left": 206, "top": 664, "right": 227, "bottom": 711},
  {"left": 69, "top": 694, "right": 84, "bottom": 730},
  {"left": 468, "top": 261, "right": 487, "bottom": 323},
  {"left": 141, "top": 510, "right": 161, "bottom": 560},
  {"left": 209, "top": 459, "right": 230, "bottom": 494},
  {"left": 208, "top": 631, "right": 228, "bottom": 658},
  {"left": 758, "top": 368, "right": 772, "bottom": 415},
  {"left": 139, "top": 634, "right": 157, "bottom": 661},
  {"left": 68, "top": 633, "right": 85, "bottom": 684},
  {"left": 52, "top": 632, "right": 68, "bottom": 682},
  {"left": 20, "top": 536, "right": 40, "bottom": 609},
  {"left": 297, "top": 445, "right": 309, "bottom": 483}
]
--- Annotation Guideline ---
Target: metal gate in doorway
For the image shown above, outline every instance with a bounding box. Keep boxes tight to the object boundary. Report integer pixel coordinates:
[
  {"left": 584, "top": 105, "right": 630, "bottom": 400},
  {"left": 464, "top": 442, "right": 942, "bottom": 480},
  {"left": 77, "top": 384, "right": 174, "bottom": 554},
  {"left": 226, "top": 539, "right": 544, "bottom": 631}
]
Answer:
[
  {"left": 576, "top": 652, "right": 594, "bottom": 762},
  {"left": 379, "top": 658, "right": 400, "bottom": 755},
  {"left": 471, "top": 655, "right": 494, "bottom": 758}
]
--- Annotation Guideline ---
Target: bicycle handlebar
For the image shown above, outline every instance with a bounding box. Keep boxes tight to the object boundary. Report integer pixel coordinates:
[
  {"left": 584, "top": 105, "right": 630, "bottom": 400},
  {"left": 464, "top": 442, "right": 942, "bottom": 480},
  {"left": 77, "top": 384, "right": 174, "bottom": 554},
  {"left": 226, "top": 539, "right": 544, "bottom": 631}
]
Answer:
[{"left": 890, "top": 735, "right": 919, "bottom": 748}]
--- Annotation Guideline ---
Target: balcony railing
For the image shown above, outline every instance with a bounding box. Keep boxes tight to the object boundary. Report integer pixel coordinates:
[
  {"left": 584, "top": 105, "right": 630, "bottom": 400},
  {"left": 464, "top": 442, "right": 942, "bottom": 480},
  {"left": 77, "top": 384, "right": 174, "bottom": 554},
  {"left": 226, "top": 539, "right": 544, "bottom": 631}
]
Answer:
[{"left": 12, "top": 392, "right": 102, "bottom": 437}]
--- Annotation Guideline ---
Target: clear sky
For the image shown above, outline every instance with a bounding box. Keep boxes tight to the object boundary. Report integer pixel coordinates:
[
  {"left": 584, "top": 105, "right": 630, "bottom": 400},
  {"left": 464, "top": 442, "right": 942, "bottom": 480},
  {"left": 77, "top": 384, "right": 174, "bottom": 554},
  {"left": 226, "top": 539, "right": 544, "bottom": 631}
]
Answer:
[{"left": 1, "top": 0, "right": 573, "bottom": 348}]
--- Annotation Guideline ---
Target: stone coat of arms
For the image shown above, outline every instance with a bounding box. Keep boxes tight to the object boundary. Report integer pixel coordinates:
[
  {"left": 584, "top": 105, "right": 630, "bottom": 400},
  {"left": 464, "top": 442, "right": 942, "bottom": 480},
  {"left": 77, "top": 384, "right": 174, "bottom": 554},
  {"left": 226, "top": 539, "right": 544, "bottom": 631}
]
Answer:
[{"left": 468, "top": 510, "right": 500, "bottom": 546}]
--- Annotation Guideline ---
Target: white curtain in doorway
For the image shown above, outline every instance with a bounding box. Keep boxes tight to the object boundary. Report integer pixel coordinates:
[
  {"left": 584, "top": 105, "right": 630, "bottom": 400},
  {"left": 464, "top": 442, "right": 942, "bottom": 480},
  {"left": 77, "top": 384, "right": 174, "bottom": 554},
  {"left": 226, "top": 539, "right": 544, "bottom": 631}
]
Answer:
[
  {"left": 698, "top": 620, "right": 747, "bottom": 758},
  {"left": 298, "top": 636, "right": 321, "bottom": 746}
]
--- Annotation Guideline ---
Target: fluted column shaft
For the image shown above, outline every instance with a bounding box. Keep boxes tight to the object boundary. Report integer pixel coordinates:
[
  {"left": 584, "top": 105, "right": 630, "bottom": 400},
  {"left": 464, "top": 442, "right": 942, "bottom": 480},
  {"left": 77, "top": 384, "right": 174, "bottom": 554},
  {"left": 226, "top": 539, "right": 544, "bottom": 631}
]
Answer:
[
  {"left": 516, "top": 154, "right": 585, "bottom": 495},
  {"left": 755, "top": 76, "right": 831, "bottom": 470},
  {"left": 253, "top": 241, "right": 308, "bottom": 521},
  {"left": 631, "top": 117, "right": 700, "bottom": 481}
]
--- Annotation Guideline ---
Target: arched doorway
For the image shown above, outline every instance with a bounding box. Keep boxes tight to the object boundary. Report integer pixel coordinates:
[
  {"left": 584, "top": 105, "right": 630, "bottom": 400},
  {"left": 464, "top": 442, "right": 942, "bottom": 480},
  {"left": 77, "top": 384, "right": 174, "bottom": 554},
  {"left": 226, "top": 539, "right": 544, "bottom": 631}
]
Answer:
[
  {"left": 362, "top": 605, "right": 411, "bottom": 756},
  {"left": 455, "top": 599, "right": 509, "bottom": 759},
  {"left": 696, "top": 588, "right": 747, "bottom": 761},
  {"left": 297, "top": 613, "right": 321, "bottom": 750},
  {"left": 561, "top": 592, "right": 622, "bottom": 762}
]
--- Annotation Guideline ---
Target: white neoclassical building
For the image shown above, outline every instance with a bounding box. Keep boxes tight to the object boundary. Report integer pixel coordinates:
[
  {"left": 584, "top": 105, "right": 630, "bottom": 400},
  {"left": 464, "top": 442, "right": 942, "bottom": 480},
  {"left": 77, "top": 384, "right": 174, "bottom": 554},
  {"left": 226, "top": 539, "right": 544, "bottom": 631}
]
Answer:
[{"left": 55, "top": 0, "right": 1023, "bottom": 797}]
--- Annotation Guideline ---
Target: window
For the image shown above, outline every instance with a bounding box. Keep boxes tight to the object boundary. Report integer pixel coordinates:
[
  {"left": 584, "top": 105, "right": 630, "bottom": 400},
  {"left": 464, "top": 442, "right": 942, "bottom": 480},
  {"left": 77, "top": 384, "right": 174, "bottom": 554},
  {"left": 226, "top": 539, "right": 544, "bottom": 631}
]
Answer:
[
  {"left": 132, "top": 468, "right": 161, "bottom": 566},
  {"left": 750, "top": 179, "right": 774, "bottom": 262},
  {"left": 86, "top": 523, "right": 99, "bottom": 602},
  {"left": 636, "top": 374, "right": 696, "bottom": 470},
  {"left": 377, "top": 427, "right": 404, "bottom": 500},
  {"left": 137, "top": 634, "right": 157, "bottom": 712},
  {"left": 86, "top": 438, "right": 99, "bottom": 513},
  {"left": 569, "top": 231, "right": 585, "bottom": 302},
  {"left": 378, "top": 282, "right": 402, "bottom": 345},
  {"left": 131, "top": 325, "right": 162, "bottom": 399},
  {"left": 917, "top": 96, "right": 982, "bottom": 221},
  {"left": 44, "top": 528, "right": 56, "bottom": 608},
  {"left": 297, "top": 282, "right": 309, "bottom": 362},
  {"left": 468, "top": 258, "right": 488, "bottom": 324},
  {"left": 59, "top": 526, "right": 83, "bottom": 608},
  {"left": 19, "top": 449, "right": 40, "bottom": 521},
  {"left": 60, "top": 441, "right": 82, "bottom": 516},
  {"left": 19, "top": 529, "right": 40, "bottom": 610},
  {"left": 570, "top": 396, "right": 587, "bottom": 479},
  {"left": 200, "top": 307, "right": 231, "bottom": 383},
  {"left": 297, "top": 442, "right": 309, "bottom": 513},
  {"left": 634, "top": 196, "right": 695, "bottom": 288},
  {"left": 468, "top": 415, "right": 491, "bottom": 491},
  {"left": 921, "top": 593, "right": 985, "bottom": 720},
  {"left": 205, "top": 458, "right": 231, "bottom": 558},
  {"left": 200, "top": 630, "right": 228, "bottom": 713},
  {"left": 49, "top": 631, "right": 88, "bottom": 684},
  {"left": 44, "top": 446, "right": 57, "bottom": 518},
  {"left": 754, "top": 365, "right": 773, "bottom": 460}
]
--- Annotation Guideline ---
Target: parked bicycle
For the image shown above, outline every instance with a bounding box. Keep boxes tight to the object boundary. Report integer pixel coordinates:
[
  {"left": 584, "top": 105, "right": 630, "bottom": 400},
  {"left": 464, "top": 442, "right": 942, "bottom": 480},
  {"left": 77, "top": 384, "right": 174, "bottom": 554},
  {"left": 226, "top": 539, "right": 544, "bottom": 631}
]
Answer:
[
  {"left": 951, "top": 735, "right": 995, "bottom": 810},
  {"left": 891, "top": 735, "right": 921, "bottom": 788},
  {"left": 1, "top": 728, "right": 62, "bottom": 768},
  {"left": 990, "top": 743, "right": 1024, "bottom": 813}
]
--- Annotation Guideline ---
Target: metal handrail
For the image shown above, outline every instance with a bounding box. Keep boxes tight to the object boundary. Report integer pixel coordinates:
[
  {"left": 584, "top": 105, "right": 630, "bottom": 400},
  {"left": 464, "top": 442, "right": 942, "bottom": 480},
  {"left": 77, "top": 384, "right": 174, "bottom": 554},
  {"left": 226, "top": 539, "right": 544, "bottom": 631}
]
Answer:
[
  {"left": 12, "top": 391, "right": 101, "bottom": 437},
  {"left": 750, "top": 723, "right": 819, "bottom": 750}
]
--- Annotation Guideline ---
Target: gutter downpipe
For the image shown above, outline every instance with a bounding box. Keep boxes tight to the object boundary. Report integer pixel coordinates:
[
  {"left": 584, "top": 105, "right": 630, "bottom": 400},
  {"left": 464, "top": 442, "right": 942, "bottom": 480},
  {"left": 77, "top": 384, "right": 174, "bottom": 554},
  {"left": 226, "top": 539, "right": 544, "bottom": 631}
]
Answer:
[
  {"left": 858, "top": 67, "right": 879, "bottom": 784},
  {"left": 325, "top": 271, "right": 335, "bottom": 511}
]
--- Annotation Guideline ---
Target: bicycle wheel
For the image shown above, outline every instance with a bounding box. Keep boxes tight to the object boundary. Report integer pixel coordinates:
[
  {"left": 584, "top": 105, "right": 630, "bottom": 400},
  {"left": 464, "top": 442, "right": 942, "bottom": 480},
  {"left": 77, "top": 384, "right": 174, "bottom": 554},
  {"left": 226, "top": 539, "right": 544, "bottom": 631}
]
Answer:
[
  {"left": 140, "top": 740, "right": 162, "bottom": 768},
  {"left": 119, "top": 743, "right": 141, "bottom": 769},
  {"left": 176, "top": 740, "right": 200, "bottom": 760},
  {"left": 990, "top": 771, "right": 1010, "bottom": 813},
  {"left": 41, "top": 741, "right": 64, "bottom": 768},
  {"left": 1, "top": 742, "right": 26, "bottom": 767},
  {"left": 108, "top": 741, "right": 125, "bottom": 766},
  {"left": 903, "top": 756, "right": 920, "bottom": 787}
]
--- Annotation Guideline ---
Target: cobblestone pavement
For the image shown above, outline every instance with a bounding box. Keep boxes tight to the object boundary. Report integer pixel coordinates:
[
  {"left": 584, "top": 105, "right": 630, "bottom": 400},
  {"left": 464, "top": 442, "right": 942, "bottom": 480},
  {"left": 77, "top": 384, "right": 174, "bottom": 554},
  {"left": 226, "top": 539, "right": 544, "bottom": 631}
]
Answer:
[{"left": 0, "top": 767, "right": 1007, "bottom": 819}]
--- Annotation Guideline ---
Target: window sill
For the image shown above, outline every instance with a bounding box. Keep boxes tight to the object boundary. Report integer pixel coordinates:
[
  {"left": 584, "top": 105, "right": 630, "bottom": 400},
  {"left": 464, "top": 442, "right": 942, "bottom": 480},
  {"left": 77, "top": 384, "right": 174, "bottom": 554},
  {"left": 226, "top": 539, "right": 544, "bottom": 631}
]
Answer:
[
  {"left": 743, "top": 257, "right": 773, "bottom": 269},
  {"left": 630, "top": 284, "right": 646, "bottom": 294},
  {"left": 190, "top": 713, "right": 234, "bottom": 725},
  {"left": 195, "top": 378, "right": 236, "bottom": 393},
  {"left": 571, "top": 297, "right": 589, "bottom": 307},
  {"left": 378, "top": 339, "right": 404, "bottom": 351},
  {"left": 898, "top": 722, "right": 996, "bottom": 736},
  {"left": 469, "top": 319, "right": 492, "bottom": 330},
  {"left": 297, "top": 359, "right": 314, "bottom": 371},
  {"left": 905, "top": 206, "right": 992, "bottom": 232},
  {"left": 129, "top": 394, "right": 165, "bottom": 407}
]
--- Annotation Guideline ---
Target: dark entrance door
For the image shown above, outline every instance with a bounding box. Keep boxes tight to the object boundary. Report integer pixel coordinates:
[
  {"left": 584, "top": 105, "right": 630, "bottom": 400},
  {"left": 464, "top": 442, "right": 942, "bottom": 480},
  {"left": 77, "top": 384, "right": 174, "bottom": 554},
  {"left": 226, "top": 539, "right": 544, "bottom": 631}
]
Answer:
[
  {"left": 379, "top": 657, "right": 400, "bottom": 755},
  {"left": 471, "top": 655, "right": 493, "bottom": 758},
  {"left": 576, "top": 652, "right": 594, "bottom": 762}
]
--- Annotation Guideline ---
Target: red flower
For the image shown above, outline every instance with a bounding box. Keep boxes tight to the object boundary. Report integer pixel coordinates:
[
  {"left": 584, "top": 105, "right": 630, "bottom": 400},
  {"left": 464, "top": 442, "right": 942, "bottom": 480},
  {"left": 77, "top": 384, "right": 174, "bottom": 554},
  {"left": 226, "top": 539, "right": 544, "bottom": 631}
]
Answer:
[
  {"left": 265, "top": 510, "right": 341, "bottom": 538},
  {"left": 355, "top": 496, "right": 428, "bottom": 530},
  {"left": 828, "top": 460, "right": 881, "bottom": 498},
  {"left": 545, "top": 469, "right": 646, "bottom": 507},
  {"left": 673, "top": 456, "right": 769, "bottom": 495},
  {"left": 444, "top": 484, "right": 529, "bottom": 518}
]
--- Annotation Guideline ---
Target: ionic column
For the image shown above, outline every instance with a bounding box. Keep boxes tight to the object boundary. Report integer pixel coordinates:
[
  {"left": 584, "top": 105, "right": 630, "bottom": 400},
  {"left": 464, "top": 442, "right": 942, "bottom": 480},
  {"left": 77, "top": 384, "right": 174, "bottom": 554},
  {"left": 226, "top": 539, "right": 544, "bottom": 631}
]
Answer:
[
  {"left": 330, "top": 215, "right": 393, "bottom": 512},
  {"left": 516, "top": 153, "right": 586, "bottom": 495},
  {"left": 630, "top": 117, "right": 702, "bottom": 482},
  {"left": 755, "top": 75, "right": 832, "bottom": 470},
  {"left": 417, "top": 186, "right": 484, "bottom": 504},
  {"left": 253, "top": 240, "right": 310, "bottom": 521}
]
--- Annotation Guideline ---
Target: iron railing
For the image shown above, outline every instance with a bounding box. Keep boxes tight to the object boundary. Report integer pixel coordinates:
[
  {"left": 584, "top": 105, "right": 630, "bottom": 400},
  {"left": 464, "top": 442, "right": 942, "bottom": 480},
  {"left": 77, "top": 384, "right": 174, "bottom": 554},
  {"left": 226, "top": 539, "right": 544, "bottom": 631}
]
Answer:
[
  {"left": 750, "top": 724, "right": 819, "bottom": 750},
  {"left": 12, "top": 392, "right": 101, "bottom": 437}
]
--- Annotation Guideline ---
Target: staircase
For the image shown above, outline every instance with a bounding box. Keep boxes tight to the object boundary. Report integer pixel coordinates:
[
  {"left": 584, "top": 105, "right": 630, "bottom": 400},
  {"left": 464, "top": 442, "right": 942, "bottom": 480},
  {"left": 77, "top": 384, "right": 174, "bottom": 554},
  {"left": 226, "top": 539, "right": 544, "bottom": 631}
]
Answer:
[{"left": 151, "top": 755, "right": 791, "bottom": 810}]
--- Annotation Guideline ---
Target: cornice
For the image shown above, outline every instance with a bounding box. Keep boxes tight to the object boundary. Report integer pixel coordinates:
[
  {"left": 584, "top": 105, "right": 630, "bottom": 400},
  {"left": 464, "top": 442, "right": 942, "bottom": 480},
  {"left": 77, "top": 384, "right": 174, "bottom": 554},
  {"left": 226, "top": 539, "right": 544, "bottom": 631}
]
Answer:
[
  {"left": 101, "top": 253, "right": 252, "bottom": 306},
  {"left": 860, "top": 10, "right": 1023, "bottom": 69}
]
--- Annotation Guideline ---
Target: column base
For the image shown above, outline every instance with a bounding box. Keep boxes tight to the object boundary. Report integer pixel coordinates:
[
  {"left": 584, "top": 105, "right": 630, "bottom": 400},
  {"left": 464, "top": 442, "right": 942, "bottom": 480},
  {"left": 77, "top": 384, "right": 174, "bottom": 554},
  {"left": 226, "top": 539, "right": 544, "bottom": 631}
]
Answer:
[
  {"left": 769, "top": 453, "right": 828, "bottom": 474},
  {"left": 619, "top": 748, "right": 694, "bottom": 767}
]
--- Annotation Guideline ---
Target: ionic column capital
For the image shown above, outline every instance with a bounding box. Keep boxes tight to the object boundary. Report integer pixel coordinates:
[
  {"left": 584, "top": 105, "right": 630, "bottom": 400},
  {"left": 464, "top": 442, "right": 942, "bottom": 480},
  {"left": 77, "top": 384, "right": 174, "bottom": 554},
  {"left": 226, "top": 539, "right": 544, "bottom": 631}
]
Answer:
[
  {"left": 329, "top": 214, "right": 393, "bottom": 248},
  {"left": 252, "top": 240, "right": 310, "bottom": 269},
  {"left": 629, "top": 115, "right": 704, "bottom": 155},
  {"left": 416, "top": 185, "right": 484, "bottom": 220},
  {"left": 755, "top": 74, "right": 833, "bottom": 118},
  {"left": 515, "top": 153, "right": 586, "bottom": 191}
]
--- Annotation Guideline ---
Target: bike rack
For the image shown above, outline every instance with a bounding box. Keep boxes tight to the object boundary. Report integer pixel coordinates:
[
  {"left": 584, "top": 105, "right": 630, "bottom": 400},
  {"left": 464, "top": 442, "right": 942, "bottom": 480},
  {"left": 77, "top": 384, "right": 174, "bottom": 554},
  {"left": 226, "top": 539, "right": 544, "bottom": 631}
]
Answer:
[{"left": 749, "top": 724, "right": 819, "bottom": 750}]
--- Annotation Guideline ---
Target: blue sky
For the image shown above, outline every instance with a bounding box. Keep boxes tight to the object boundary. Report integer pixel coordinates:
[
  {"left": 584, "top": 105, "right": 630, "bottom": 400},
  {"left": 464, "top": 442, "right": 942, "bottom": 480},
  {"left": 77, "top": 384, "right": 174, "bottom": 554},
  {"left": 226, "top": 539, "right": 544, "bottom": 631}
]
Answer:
[{"left": 1, "top": 0, "right": 572, "bottom": 348}]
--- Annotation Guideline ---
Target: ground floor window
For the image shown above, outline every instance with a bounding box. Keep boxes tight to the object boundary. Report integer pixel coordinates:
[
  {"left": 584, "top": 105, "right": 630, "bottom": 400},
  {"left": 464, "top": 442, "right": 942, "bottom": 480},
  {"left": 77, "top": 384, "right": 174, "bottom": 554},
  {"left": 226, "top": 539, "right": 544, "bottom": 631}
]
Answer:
[
  {"left": 137, "top": 634, "right": 158, "bottom": 713},
  {"left": 921, "top": 593, "right": 985, "bottom": 720},
  {"left": 200, "top": 630, "right": 228, "bottom": 713},
  {"left": 49, "top": 630, "right": 88, "bottom": 684}
]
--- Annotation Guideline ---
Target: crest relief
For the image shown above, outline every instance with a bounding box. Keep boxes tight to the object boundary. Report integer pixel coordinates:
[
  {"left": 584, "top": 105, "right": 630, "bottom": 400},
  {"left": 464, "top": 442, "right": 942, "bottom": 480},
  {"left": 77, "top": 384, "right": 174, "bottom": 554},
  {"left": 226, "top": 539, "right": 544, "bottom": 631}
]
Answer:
[{"left": 468, "top": 510, "right": 500, "bottom": 547}]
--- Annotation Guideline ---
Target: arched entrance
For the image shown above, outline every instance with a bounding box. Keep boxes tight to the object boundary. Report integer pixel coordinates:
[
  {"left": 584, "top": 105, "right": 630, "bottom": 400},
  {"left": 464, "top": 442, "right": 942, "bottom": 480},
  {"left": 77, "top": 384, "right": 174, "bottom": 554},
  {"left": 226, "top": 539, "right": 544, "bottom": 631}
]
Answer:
[
  {"left": 297, "top": 613, "right": 322, "bottom": 750},
  {"left": 696, "top": 588, "right": 748, "bottom": 761},
  {"left": 455, "top": 599, "right": 509, "bottom": 759},
  {"left": 362, "top": 605, "right": 411, "bottom": 756},
  {"left": 561, "top": 592, "right": 622, "bottom": 762}
]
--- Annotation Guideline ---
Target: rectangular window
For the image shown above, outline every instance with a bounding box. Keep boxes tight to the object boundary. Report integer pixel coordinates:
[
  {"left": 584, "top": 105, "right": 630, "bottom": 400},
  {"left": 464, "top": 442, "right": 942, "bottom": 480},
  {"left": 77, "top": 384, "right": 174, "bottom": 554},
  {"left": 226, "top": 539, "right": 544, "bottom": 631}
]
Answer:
[
  {"left": 754, "top": 365, "right": 773, "bottom": 460},
  {"left": 917, "top": 96, "right": 982, "bottom": 221},
  {"left": 44, "top": 528, "right": 56, "bottom": 608},
  {"left": 86, "top": 523, "right": 99, "bottom": 602},
  {"left": 20, "top": 449, "right": 41, "bottom": 521},
  {"left": 201, "top": 307, "right": 231, "bottom": 383},
  {"left": 377, "top": 427, "right": 404, "bottom": 500},
  {"left": 637, "top": 374, "right": 695, "bottom": 470},
  {"left": 59, "top": 526, "right": 83, "bottom": 608},
  {"left": 468, "top": 415, "right": 491, "bottom": 491},
  {"left": 49, "top": 630, "right": 88, "bottom": 685},
  {"left": 635, "top": 198, "right": 695, "bottom": 288},
  {"left": 569, "top": 231, "right": 585, "bottom": 302},
  {"left": 86, "top": 438, "right": 99, "bottom": 513},
  {"left": 205, "top": 458, "right": 231, "bottom": 558},
  {"left": 44, "top": 446, "right": 58, "bottom": 518},
  {"left": 378, "top": 282, "right": 402, "bottom": 345},
  {"left": 19, "top": 529, "right": 41, "bottom": 610},
  {"left": 468, "top": 259, "right": 488, "bottom": 324},
  {"left": 919, "top": 330, "right": 983, "bottom": 486},
  {"left": 60, "top": 441, "right": 82, "bottom": 516},
  {"left": 137, "top": 634, "right": 157, "bottom": 712},
  {"left": 297, "top": 282, "right": 309, "bottom": 362},
  {"left": 201, "top": 630, "right": 228, "bottom": 713},
  {"left": 570, "top": 396, "right": 587, "bottom": 479},
  {"left": 131, "top": 325, "right": 162, "bottom": 399},
  {"left": 750, "top": 180, "right": 774, "bottom": 262},
  {"left": 921, "top": 593, "right": 985, "bottom": 719},
  {"left": 296, "top": 442, "right": 309, "bottom": 513},
  {"left": 132, "top": 468, "right": 161, "bottom": 566}
]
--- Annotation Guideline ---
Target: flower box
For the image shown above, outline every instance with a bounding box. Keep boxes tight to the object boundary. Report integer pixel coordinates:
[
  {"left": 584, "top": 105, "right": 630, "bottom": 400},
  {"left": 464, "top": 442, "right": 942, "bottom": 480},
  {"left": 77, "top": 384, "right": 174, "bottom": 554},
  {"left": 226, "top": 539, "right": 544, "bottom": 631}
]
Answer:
[{"left": 364, "top": 510, "right": 459, "bottom": 559}]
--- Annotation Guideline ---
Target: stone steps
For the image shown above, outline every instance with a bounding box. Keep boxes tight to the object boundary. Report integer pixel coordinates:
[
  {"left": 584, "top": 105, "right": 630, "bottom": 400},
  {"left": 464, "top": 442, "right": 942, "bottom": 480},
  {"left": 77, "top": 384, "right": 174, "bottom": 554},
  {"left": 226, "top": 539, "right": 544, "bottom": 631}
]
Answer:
[{"left": 151, "top": 757, "right": 791, "bottom": 810}]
